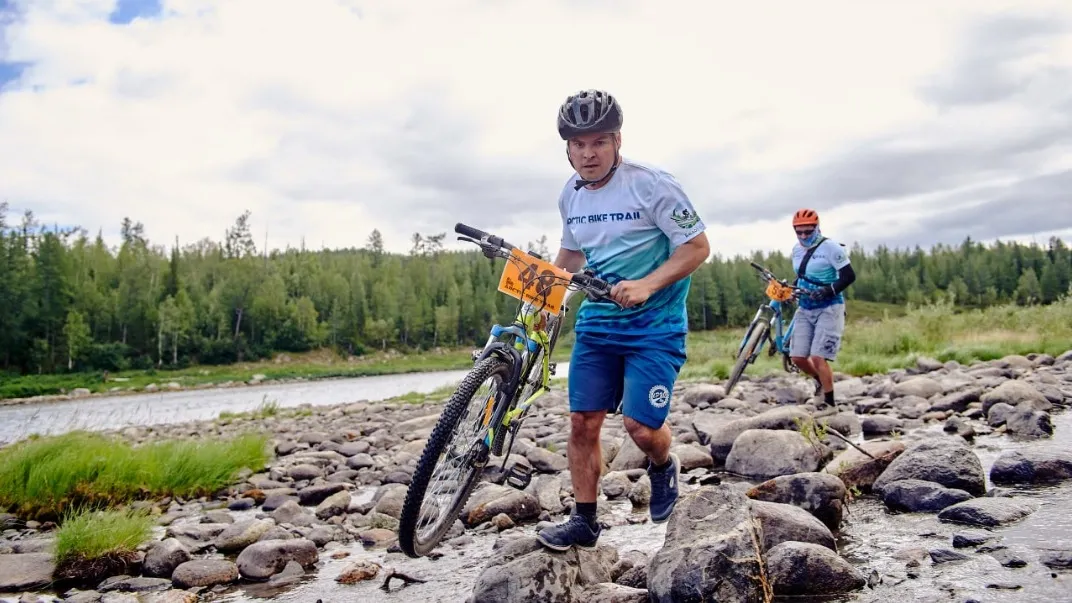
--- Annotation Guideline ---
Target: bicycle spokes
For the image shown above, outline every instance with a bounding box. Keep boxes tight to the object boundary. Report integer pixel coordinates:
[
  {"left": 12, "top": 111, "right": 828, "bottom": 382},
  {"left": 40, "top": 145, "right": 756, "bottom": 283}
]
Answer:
[{"left": 415, "top": 378, "right": 497, "bottom": 542}]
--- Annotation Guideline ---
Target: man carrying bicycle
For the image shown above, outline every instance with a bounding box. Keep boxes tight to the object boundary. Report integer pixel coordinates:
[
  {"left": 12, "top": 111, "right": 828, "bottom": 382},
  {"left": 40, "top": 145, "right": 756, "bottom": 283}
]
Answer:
[
  {"left": 788, "top": 208, "right": 856, "bottom": 408},
  {"left": 535, "top": 89, "right": 710, "bottom": 551}
]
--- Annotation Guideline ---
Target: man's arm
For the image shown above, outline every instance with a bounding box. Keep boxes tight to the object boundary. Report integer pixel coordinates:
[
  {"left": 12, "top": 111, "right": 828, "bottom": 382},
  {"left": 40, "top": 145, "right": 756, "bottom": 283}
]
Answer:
[
  {"left": 639, "top": 233, "right": 710, "bottom": 292},
  {"left": 611, "top": 232, "right": 710, "bottom": 308},
  {"left": 554, "top": 247, "right": 586, "bottom": 273}
]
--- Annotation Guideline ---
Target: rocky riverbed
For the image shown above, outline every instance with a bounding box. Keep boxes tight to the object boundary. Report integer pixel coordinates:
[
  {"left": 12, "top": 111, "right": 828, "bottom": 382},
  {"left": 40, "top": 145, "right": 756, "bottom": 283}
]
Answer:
[{"left": 2, "top": 351, "right": 1072, "bottom": 602}]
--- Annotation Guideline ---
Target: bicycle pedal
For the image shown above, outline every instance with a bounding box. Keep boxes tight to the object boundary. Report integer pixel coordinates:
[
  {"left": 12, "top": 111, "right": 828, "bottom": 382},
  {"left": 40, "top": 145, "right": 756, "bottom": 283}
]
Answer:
[
  {"left": 548, "top": 361, "right": 557, "bottom": 376},
  {"left": 504, "top": 463, "right": 533, "bottom": 490}
]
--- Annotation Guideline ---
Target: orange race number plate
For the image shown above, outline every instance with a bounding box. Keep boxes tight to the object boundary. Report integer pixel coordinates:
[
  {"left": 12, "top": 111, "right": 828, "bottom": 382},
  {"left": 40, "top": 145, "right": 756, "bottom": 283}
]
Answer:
[{"left": 497, "top": 249, "right": 573, "bottom": 315}]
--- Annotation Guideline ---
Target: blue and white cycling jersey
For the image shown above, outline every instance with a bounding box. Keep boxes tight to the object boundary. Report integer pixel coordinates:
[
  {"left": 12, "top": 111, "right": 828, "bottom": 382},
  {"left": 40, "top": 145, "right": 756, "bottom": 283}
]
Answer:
[
  {"left": 792, "top": 238, "right": 851, "bottom": 310},
  {"left": 557, "top": 158, "right": 706, "bottom": 335}
]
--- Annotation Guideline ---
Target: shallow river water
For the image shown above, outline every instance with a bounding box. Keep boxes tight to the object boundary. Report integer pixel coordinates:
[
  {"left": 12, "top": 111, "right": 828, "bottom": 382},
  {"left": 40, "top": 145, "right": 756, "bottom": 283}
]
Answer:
[{"left": 217, "top": 412, "right": 1072, "bottom": 603}]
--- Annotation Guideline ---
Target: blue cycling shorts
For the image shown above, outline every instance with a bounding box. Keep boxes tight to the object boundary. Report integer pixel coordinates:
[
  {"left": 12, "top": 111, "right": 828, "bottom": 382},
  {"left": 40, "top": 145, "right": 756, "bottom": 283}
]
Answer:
[{"left": 567, "top": 330, "right": 687, "bottom": 429}]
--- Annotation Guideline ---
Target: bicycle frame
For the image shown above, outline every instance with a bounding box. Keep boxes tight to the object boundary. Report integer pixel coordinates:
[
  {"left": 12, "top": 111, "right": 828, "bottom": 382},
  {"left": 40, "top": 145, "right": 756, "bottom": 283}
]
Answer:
[{"left": 736, "top": 297, "right": 797, "bottom": 361}]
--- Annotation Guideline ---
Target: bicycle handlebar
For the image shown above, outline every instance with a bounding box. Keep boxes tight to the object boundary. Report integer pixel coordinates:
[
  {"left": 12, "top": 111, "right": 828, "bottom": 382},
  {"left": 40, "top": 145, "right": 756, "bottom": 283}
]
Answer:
[
  {"left": 749, "top": 261, "right": 812, "bottom": 299},
  {"left": 454, "top": 222, "right": 618, "bottom": 306}
]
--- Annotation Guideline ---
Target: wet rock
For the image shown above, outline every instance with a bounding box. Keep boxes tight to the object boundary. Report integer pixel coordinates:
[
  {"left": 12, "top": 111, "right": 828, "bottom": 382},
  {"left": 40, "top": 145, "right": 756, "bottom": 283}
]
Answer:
[
  {"left": 628, "top": 474, "right": 651, "bottom": 507},
  {"left": 525, "top": 446, "right": 568, "bottom": 472},
  {"left": 215, "top": 518, "right": 274, "bottom": 552},
  {"left": 532, "top": 475, "right": 565, "bottom": 513},
  {"left": 1004, "top": 407, "right": 1053, "bottom": 437},
  {"left": 929, "top": 548, "right": 970, "bottom": 564},
  {"left": 270, "top": 500, "right": 315, "bottom": 527},
  {"left": 142, "top": 538, "right": 191, "bottom": 578},
  {"left": 881, "top": 479, "right": 974, "bottom": 513},
  {"left": 861, "top": 415, "right": 904, "bottom": 435},
  {"left": 767, "top": 541, "right": 866, "bottom": 596},
  {"left": 296, "top": 482, "right": 346, "bottom": 506},
  {"left": 749, "top": 500, "right": 836, "bottom": 552},
  {"left": 98, "top": 577, "right": 172, "bottom": 593},
  {"left": 745, "top": 472, "right": 846, "bottom": 531},
  {"left": 952, "top": 531, "right": 995, "bottom": 548},
  {"left": 171, "top": 559, "right": 240, "bottom": 588},
  {"left": 600, "top": 472, "right": 632, "bottom": 499},
  {"left": 981, "top": 381, "right": 1052, "bottom": 414},
  {"left": 647, "top": 486, "right": 766, "bottom": 602},
  {"left": 371, "top": 483, "right": 407, "bottom": 518},
  {"left": 471, "top": 536, "right": 618, "bottom": 603},
  {"left": 577, "top": 583, "right": 648, "bottom": 602},
  {"left": 336, "top": 560, "right": 381, "bottom": 584},
  {"left": 608, "top": 436, "right": 647, "bottom": 471},
  {"left": 345, "top": 453, "right": 375, "bottom": 469},
  {"left": 937, "top": 497, "right": 1037, "bottom": 527},
  {"left": 990, "top": 449, "right": 1072, "bottom": 484},
  {"left": 261, "top": 494, "right": 298, "bottom": 512},
  {"left": 462, "top": 486, "right": 541, "bottom": 527},
  {"left": 287, "top": 464, "right": 324, "bottom": 481},
  {"left": 670, "top": 443, "right": 714, "bottom": 471},
  {"left": 725, "top": 429, "right": 828, "bottom": 478},
  {"left": 0, "top": 556, "right": 57, "bottom": 593},
  {"left": 872, "top": 436, "right": 986, "bottom": 497},
  {"left": 823, "top": 440, "right": 905, "bottom": 492},
  {"left": 1037, "top": 547, "right": 1072, "bottom": 569},
  {"left": 697, "top": 406, "right": 812, "bottom": 463},
  {"left": 681, "top": 383, "right": 725, "bottom": 407},
  {"left": 929, "top": 388, "right": 982, "bottom": 413},
  {"left": 891, "top": 377, "right": 943, "bottom": 399},
  {"left": 314, "top": 490, "right": 351, "bottom": 520},
  {"left": 236, "top": 538, "right": 319, "bottom": 581}
]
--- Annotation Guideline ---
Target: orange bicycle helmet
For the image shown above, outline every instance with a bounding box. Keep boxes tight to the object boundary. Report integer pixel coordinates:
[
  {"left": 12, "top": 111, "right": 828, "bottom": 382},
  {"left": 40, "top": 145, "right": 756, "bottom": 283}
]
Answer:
[{"left": 792, "top": 208, "right": 819, "bottom": 227}]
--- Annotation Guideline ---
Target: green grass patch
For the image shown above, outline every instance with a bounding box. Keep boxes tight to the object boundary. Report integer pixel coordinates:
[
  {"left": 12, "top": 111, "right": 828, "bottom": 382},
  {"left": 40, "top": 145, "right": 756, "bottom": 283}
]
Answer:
[
  {"left": 0, "top": 431, "right": 270, "bottom": 520},
  {"left": 679, "top": 297, "right": 1072, "bottom": 380},
  {"left": 55, "top": 507, "right": 154, "bottom": 565}
]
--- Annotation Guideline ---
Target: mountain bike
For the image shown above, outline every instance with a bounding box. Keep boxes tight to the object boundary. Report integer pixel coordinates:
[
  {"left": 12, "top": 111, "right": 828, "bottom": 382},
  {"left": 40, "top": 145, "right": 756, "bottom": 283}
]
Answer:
[
  {"left": 398, "top": 222, "right": 622, "bottom": 558},
  {"left": 723, "top": 262, "right": 810, "bottom": 396}
]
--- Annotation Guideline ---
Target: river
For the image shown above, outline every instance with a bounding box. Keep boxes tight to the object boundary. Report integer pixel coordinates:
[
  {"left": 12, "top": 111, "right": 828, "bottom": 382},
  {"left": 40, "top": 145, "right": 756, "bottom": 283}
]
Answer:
[{"left": 0, "top": 363, "right": 568, "bottom": 445}]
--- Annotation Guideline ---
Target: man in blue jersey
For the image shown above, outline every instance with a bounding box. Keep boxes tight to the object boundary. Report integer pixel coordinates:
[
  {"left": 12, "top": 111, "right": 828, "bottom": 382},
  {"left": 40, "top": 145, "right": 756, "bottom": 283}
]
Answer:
[
  {"left": 789, "top": 208, "right": 856, "bottom": 408},
  {"left": 535, "top": 89, "right": 710, "bottom": 551}
]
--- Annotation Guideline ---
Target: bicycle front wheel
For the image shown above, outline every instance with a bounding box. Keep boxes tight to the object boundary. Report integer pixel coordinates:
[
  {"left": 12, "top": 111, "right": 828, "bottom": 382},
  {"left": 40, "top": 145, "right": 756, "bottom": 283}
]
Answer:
[
  {"left": 398, "top": 356, "right": 513, "bottom": 558},
  {"left": 725, "top": 319, "right": 769, "bottom": 396}
]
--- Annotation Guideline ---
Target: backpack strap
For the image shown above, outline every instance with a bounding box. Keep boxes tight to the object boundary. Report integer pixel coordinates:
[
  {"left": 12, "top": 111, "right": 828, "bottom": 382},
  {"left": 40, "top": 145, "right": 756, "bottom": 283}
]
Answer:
[{"left": 795, "top": 236, "right": 827, "bottom": 286}]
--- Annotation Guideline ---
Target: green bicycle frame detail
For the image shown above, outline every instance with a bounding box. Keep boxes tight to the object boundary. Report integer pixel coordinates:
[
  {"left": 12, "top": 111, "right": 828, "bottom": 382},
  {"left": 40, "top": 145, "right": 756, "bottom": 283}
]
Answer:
[{"left": 479, "top": 302, "right": 559, "bottom": 450}]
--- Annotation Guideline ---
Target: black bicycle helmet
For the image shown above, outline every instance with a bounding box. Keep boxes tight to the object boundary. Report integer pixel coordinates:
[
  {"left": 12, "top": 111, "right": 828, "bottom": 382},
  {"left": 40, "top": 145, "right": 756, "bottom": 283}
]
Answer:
[{"left": 557, "top": 89, "right": 623, "bottom": 140}]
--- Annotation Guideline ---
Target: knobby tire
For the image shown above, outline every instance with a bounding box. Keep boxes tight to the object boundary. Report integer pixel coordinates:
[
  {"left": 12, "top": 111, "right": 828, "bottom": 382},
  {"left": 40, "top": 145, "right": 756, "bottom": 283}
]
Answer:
[
  {"left": 725, "top": 319, "right": 769, "bottom": 396},
  {"left": 398, "top": 356, "right": 513, "bottom": 558}
]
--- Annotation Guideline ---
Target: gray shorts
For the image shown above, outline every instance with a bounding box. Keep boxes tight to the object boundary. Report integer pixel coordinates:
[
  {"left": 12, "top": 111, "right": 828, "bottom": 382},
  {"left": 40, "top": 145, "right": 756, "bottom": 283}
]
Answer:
[{"left": 790, "top": 304, "right": 846, "bottom": 360}]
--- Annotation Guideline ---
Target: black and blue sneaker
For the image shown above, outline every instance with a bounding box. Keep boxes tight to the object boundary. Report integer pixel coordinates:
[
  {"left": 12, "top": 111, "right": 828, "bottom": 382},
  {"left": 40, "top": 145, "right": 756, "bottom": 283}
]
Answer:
[
  {"left": 648, "top": 452, "right": 681, "bottom": 523},
  {"left": 536, "top": 513, "right": 601, "bottom": 551}
]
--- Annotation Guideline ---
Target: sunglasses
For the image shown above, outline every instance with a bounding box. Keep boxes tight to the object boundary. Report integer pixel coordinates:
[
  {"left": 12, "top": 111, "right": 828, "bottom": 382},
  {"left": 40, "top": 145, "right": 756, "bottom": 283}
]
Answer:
[{"left": 795, "top": 228, "right": 815, "bottom": 236}]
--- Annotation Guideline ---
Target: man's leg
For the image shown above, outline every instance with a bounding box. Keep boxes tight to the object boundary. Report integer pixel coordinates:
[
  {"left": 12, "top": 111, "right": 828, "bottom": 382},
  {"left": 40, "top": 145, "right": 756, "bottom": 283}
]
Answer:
[
  {"left": 536, "top": 332, "right": 621, "bottom": 551},
  {"left": 809, "top": 304, "right": 846, "bottom": 407},
  {"left": 622, "top": 333, "right": 686, "bottom": 523},
  {"left": 789, "top": 309, "right": 822, "bottom": 394},
  {"left": 568, "top": 410, "right": 607, "bottom": 503}
]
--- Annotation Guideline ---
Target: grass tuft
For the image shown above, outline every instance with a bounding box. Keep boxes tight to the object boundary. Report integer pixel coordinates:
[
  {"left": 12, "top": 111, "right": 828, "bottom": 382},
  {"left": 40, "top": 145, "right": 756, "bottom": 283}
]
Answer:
[
  {"left": 53, "top": 506, "right": 155, "bottom": 583},
  {"left": 0, "top": 431, "right": 270, "bottom": 520}
]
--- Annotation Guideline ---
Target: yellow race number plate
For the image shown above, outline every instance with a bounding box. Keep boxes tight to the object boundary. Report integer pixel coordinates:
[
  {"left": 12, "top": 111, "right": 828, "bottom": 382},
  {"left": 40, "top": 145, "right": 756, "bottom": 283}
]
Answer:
[{"left": 497, "top": 249, "right": 573, "bottom": 315}]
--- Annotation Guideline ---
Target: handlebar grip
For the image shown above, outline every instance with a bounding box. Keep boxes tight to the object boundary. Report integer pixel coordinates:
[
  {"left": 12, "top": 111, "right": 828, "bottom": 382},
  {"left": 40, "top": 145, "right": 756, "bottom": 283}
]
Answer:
[
  {"left": 454, "top": 222, "right": 518, "bottom": 251},
  {"left": 750, "top": 261, "right": 764, "bottom": 271},
  {"left": 455, "top": 222, "right": 489, "bottom": 241}
]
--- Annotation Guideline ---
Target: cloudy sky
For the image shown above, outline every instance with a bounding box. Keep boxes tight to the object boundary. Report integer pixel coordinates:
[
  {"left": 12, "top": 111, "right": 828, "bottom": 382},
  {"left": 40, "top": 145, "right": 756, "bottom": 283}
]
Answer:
[{"left": 1, "top": 0, "right": 1071, "bottom": 259}]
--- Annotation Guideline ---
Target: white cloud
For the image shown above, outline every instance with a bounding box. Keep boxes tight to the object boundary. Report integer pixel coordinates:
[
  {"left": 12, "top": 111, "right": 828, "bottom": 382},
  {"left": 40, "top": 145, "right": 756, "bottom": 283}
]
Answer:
[{"left": 1, "top": 0, "right": 1071, "bottom": 258}]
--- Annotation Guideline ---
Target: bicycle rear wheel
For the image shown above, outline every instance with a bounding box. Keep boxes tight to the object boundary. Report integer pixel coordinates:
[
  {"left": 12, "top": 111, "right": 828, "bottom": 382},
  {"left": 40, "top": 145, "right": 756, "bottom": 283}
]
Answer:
[
  {"left": 398, "top": 356, "right": 513, "bottom": 558},
  {"left": 725, "top": 319, "right": 769, "bottom": 396}
]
